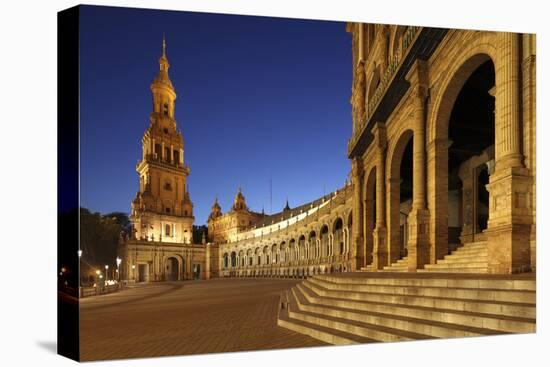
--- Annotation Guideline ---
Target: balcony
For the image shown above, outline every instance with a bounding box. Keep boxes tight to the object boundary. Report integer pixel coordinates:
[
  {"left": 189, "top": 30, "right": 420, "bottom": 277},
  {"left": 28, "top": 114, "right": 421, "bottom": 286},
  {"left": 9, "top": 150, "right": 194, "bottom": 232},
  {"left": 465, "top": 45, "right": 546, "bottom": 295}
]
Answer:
[
  {"left": 348, "top": 26, "right": 448, "bottom": 159},
  {"left": 136, "top": 154, "right": 190, "bottom": 174}
]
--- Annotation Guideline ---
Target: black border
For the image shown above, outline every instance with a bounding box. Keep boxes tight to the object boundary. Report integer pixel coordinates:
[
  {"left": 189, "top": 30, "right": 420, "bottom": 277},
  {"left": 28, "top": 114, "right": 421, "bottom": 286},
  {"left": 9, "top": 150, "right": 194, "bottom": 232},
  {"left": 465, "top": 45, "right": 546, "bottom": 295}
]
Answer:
[{"left": 57, "top": 5, "right": 80, "bottom": 361}]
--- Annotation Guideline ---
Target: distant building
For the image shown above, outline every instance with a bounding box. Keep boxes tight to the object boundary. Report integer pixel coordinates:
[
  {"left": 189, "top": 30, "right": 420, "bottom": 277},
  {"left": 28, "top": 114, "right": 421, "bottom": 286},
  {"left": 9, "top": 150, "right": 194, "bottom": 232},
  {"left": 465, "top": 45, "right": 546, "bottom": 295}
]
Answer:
[{"left": 118, "top": 38, "right": 217, "bottom": 282}]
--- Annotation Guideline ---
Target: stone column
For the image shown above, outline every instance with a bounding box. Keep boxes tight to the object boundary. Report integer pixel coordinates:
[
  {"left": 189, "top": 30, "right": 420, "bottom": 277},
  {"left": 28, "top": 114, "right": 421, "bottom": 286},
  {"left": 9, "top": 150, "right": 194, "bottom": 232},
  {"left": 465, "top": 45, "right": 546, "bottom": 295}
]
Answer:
[
  {"left": 350, "top": 157, "right": 364, "bottom": 270},
  {"left": 371, "top": 122, "right": 388, "bottom": 270},
  {"left": 161, "top": 141, "right": 165, "bottom": 161},
  {"left": 152, "top": 138, "right": 156, "bottom": 158},
  {"left": 405, "top": 60, "right": 431, "bottom": 271},
  {"left": 180, "top": 148, "right": 184, "bottom": 166},
  {"left": 170, "top": 144, "right": 174, "bottom": 163},
  {"left": 522, "top": 35, "right": 536, "bottom": 269},
  {"left": 486, "top": 32, "right": 533, "bottom": 273},
  {"left": 205, "top": 243, "right": 211, "bottom": 280}
]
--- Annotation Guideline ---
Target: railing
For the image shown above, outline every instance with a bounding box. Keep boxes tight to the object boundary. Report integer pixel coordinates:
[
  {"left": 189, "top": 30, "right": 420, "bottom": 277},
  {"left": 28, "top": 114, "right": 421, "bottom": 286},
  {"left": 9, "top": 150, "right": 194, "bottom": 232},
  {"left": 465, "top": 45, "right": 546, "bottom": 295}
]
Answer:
[
  {"left": 348, "top": 26, "right": 422, "bottom": 155},
  {"left": 137, "top": 154, "right": 189, "bottom": 172},
  {"left": 79, "top": 283, "right": 123, "bottom": 298}
]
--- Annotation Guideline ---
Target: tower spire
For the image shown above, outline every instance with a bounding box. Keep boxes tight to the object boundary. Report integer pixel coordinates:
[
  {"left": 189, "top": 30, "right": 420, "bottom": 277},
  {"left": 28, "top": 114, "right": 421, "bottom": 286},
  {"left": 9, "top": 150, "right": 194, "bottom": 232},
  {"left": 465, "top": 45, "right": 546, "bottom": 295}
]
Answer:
[{"left": 162, "top": 33, "right": 167, "bottom": 58}]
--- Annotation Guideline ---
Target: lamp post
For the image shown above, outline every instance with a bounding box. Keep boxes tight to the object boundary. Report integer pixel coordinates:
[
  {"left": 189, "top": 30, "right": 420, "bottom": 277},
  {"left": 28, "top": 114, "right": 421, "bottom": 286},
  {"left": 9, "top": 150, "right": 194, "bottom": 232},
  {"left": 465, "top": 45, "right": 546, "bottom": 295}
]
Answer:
[
  {"left": 77, "top": 249, "right": 82, "bottom": 287},
  {"left": 105, "top": 265, "right": 109, "bottom": 282},
  {"left": 116, "top": 257, "right": 122, "bottom": 281},
  {"left": 132, "top": 264, "right": 136, "bottom": 282}
]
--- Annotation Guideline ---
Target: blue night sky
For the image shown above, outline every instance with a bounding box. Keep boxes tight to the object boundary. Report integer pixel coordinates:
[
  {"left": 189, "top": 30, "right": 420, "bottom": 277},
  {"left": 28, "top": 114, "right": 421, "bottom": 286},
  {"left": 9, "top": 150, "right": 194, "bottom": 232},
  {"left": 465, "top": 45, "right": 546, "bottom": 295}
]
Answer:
[{"left": 80, "top": 5, "right": 352, "bottom": 225}]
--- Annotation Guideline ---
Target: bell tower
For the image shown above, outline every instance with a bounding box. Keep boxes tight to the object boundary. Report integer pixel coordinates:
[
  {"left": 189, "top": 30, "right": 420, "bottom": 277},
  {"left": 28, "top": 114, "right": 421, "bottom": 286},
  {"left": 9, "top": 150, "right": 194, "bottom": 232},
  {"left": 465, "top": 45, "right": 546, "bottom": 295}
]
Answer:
[{"left": 130, "top": 36, "right": 194, "bottom": 244}]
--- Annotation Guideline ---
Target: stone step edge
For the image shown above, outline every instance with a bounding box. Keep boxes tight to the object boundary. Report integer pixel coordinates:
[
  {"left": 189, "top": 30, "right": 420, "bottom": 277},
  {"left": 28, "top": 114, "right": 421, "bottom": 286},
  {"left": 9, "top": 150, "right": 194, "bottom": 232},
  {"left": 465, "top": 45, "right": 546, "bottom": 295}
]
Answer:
[
  {"left": 302, "top": 281, "right": 536, "bottom": 318},
  {"left": 297, "top": 283, "right": 536, "bottom": 325},
  {"left": 305, "top": 279, "right": 536, "bottom": 306},
  {"left": 308, "top": 276, "right": 536, "bottom": 296},
  {"left": 277, "top": 291, "right": 375, "bottom": 345},
  {"left": 313, "top": 275, "right": 536, "bottom": 291},
  {"left": 290, "top": 287, "right": 434, "bottom": 342},
  {"left": 294, "top": 285, "right": 506, "bottom": 338}
]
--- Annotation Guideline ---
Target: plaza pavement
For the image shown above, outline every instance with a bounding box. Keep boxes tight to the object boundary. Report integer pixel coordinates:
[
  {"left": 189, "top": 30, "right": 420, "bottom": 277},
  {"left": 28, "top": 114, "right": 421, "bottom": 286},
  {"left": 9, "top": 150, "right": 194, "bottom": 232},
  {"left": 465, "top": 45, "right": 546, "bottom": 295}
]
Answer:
[{"left": 79, "top": 278, "right": 326, "bottom": 361}]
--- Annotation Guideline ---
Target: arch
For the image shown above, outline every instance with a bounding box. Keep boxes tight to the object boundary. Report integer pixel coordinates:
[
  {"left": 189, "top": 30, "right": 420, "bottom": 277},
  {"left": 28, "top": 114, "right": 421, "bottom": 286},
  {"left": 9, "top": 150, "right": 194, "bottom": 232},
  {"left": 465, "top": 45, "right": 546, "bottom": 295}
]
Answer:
[
  {"left": 320, "top": 225, "right": 329, "bottom": 258},
  {"left": 387, "top": 129, "right": 414, "bottom": 264},
  {"left": 428, "top": 42, "right": 497, "bottom": 262},
  {"left": 164, "top": 256, "right": 179, "bottom": 281},
  {"left": 298, "top": 235, "right": 306, "bottom": 260},
  {"left": 230, "top": 251, "right": 237, "bottom": 268},
  {"left": 332, "top": 218, "right": 344, "bottom": 255}
]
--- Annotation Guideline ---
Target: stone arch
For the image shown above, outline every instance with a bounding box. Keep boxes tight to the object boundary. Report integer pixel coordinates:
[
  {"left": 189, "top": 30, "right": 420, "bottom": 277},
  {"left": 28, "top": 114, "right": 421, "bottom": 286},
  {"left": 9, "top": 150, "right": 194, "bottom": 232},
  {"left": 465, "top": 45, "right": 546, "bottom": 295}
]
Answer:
[
  {"left": 320, "top": 224, "right": 329, "bottom": 258},
  {"left": 332, "top": 217, "right": 344, "bottom": 255},
  {"left": 387, "top": 129, "right": 414, "bottom": 264},
  {"left": 298, "top": 234, "right": 306, "bottom": 260},
  {"left": 164, "top": 255, "right": 181, "bottom": 281},
  {"left": 428, "top": 38, "right": 498, "bottom": 262}
]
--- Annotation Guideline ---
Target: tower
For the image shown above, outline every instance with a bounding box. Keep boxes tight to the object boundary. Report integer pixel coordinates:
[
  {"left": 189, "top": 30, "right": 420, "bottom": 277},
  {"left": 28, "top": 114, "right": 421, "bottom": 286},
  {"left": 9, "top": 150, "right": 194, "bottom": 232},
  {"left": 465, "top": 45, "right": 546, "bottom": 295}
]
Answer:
[{"left": 130, "top": 36, "right": 194, "bottom": 244}]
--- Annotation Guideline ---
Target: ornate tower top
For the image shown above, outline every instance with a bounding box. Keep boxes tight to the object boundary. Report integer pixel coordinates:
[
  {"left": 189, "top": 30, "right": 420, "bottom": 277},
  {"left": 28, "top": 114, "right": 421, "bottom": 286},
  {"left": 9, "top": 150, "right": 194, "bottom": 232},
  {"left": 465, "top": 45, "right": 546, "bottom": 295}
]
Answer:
[
  {"left": 151, "top": 35, "right": 176, "bottom": 119},
  {"left": 233, "top": 186, "right": 247, "bottom": 211}
]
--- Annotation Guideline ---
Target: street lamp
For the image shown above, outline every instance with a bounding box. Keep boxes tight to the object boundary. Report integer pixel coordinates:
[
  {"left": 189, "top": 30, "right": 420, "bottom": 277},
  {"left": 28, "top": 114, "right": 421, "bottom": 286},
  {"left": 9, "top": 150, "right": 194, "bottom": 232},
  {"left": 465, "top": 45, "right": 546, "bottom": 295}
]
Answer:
[
  {"left": 105, "top": 265, "right": 109, "bottom": 281},
  {"left": 77, "top": 250, "right": 82, "bottom": 288},
  {"left": 116, "top": 257, "right": 122, "bottom": 281},
  {"left": 132, "top": 264, "right": 136, "bottom": 282}
]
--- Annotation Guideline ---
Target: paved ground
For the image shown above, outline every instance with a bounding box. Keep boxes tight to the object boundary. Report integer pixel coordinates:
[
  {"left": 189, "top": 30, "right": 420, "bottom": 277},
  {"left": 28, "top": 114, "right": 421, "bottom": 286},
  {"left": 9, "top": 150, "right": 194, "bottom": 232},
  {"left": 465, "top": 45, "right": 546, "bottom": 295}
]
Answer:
[{"left": 79, "top": 278, "right": 325, "bottom": 361}]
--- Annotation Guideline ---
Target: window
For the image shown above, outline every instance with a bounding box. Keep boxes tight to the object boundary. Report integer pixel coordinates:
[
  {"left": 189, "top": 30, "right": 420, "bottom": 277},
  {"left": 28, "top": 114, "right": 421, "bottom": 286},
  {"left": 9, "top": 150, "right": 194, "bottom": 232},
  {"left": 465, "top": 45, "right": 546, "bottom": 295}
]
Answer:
[
  {"left": 164, "top": 182, "right": 172, "bottom": 191},
  {"left": 165, "top": 224, "right": 171, "bottom": 236},
  {"left": 165, "top": 207, "right": 171, "bottom": 214},
  {"left": 163, "top": 103, "right": 169, "bottom": 116}
]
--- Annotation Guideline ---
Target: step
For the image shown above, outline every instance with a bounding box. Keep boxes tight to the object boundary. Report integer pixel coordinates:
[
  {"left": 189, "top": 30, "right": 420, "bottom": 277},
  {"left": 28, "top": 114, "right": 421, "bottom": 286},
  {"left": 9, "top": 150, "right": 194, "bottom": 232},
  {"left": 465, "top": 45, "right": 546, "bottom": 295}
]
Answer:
[
  {"left": 424, "top": 262, "right": 489, "bottom": 269},
  {"left": 450, "top": 249, "right": 488, "bottom": 257},
  {"left": 438, "top": 256, "right": 489, "bottom": 264},
  {"left": 293, "top": 284, "right": 505, "bottom": 339},
  {"left": 302, "top": 280, "right": 534, "bottom": 319},
  {"left": 418, "top": 268, "right": 489, "bottom": 274},
  {"left": 315, "top": 274, "right": 536, "bottom": 291},
  {"left": 290, "top": 287, "right": 433, "bottom": 342},
  {"left": 307, "top": 277, "right": 536, "bottom": 304},
  {"left": 297, "top": 283, "right": 535, "bottom": 333},
  {"left": 277, "top": 291, "right": 375, "bottom": 345}
]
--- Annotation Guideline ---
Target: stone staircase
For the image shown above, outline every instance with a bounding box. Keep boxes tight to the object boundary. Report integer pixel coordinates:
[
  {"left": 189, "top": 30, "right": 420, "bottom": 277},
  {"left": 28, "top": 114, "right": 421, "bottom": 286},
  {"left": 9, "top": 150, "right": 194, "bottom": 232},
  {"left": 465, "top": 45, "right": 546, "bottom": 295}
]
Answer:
[
  {"left": 361, "top": 256, "right": 409, "bottom": 272},
  {"left": 419, "top": 241, "right": 488, "bottom": 273},
  {"left": 277, "top": 272, "right": 536, "bottom": 345}
]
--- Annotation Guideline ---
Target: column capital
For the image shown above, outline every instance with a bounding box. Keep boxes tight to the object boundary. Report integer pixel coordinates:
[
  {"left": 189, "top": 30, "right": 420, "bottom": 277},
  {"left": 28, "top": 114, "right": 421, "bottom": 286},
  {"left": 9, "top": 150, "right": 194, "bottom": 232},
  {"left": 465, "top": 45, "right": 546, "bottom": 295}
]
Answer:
[
  {"left": 371, "top": 121, "right": 387, "bottom": 150},
  {"left": 405, "top": 59, "right": 429, "bottom": 88}
]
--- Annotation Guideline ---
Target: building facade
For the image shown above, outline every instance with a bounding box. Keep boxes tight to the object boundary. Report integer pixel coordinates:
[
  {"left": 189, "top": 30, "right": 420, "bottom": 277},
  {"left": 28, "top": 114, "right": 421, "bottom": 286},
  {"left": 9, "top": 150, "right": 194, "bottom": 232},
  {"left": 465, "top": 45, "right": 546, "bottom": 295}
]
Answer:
[
  {"left": 118, "top": 39, "right": 216, "bottom": 282},
  {"left": 210, "top": 186, "right": 354, "bottom": 277},
  {"left": 347, "top": 25, "right": 536, "bottom": 274}
]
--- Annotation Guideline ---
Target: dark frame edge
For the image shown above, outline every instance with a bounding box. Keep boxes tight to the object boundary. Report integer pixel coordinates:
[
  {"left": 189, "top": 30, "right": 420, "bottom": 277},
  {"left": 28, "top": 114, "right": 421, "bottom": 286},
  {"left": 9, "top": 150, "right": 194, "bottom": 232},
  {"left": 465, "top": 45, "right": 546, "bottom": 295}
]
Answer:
[{"left": 57, "top": 5, "right": 81, "bottom": 362}]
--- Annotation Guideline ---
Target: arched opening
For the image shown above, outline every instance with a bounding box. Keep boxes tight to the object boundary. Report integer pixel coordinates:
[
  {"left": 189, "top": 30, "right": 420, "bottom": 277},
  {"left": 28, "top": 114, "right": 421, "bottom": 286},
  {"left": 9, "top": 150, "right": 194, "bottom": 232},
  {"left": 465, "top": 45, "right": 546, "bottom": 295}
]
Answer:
[
  {"left": 447, "top": 59, "right": 495, "bottom": 246},
  {"left": 333, "top": 218, "right": 344, "bottom": 255},
  {"left": 272, "top": 244, "right": 278, "bottom": 264},
  {"left": 364, "top": 167, "right": 376, "bottom": 266},
  {"left": 289, "top": 239, "right": 296, "bottom": 262},
  {"left": 308, "top": 231, "right": 317, "bottom": 259},
  {"left": 165, "top": 257, "right": 179, "bottom": 281},
  {"left": 388, "top": 130, "right": 413, "bottom": 264},
  {"left": 223, "top": 253, "right": 229, "bottom": 269},
  {"left": 320, "top": 225, "right": 329, "bottom": 258},
  {"left": 298, "top": 235, "right": 306, "bottom": 260},
  {"left": 263, "top": 246, "right": 269, "bottom": 265},
  {"left": 280, "top": 241, "right": 286, "bottom": 263},
  {"left": 239, "top": 250, "right": 244, "bottom": 267},
  {"left": 230, "top": 251, "right": 237, "bottom": 268}
]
